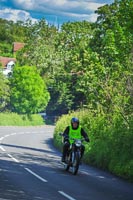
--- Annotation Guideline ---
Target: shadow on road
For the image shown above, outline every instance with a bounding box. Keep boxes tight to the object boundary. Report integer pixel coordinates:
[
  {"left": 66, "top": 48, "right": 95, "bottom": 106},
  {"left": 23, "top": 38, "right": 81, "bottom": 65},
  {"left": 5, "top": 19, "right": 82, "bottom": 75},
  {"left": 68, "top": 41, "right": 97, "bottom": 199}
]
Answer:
[
  {"left": 0, "top": 158, "right": 45, "bottom": 200},
  {"left": 1, "top": 141, "right": 56, "bottom": 155}
]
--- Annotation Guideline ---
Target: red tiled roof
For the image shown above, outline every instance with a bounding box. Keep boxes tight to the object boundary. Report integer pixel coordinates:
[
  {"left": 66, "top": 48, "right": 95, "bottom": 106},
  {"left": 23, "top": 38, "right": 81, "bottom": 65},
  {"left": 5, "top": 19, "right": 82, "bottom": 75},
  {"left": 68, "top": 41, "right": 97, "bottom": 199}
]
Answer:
[
  {"left": 13, "top": 42, "right": 25, "bottom": 52},
  {"left": 0, "top": 57, "right": 16, "bottom": 68}
]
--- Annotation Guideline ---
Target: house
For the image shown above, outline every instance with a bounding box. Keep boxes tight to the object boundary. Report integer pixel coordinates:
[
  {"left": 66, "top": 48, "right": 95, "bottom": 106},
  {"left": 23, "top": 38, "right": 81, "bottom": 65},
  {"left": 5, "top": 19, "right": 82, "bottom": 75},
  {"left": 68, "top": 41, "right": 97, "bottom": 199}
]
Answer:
[
  {"left": 0, "top": 42, "right": 25, "bottom": 76},
  {"left": 0, "top": 57, "right": 16, "bottom": 76},
  {"left": 13, "top": 42, "right": 25, "bottom": 53}
]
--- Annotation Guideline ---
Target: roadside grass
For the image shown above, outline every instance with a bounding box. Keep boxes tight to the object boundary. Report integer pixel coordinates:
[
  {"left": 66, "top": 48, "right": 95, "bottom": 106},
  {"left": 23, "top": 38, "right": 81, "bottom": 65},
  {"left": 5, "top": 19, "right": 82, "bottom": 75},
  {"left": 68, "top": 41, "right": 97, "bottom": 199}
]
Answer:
[{"left": 0, "top": 113, "right": 44, "bottom": 126}]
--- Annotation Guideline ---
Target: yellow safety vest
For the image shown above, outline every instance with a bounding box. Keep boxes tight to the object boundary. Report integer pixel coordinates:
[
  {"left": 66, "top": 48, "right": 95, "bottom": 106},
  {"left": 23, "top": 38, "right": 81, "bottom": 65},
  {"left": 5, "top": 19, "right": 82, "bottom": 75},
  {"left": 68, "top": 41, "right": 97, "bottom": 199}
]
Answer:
[{"left": 69, "top": 125, "right": 82, "bottom": 144}]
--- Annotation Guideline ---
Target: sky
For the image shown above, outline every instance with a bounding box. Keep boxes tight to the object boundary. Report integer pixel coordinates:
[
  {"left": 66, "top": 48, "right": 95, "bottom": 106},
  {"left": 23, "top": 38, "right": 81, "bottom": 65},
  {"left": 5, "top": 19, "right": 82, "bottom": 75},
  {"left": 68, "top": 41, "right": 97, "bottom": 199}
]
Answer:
[{"left": 0, "top": 0, "right": 114, "bottom": 26}]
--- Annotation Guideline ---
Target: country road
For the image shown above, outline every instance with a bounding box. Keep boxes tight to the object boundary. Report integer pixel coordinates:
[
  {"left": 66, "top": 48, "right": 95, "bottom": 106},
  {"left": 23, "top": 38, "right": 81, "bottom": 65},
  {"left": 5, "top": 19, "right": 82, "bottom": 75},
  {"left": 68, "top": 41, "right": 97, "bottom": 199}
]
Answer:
[{"left": 0, "top": 126, "right": 133, "bottom": 200}]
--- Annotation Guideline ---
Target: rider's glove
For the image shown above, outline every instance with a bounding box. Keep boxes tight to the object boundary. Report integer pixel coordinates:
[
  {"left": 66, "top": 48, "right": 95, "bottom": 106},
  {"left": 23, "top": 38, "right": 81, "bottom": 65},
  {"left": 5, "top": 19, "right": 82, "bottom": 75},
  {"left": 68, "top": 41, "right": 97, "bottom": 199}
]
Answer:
[
  {"left": 64, "top": 136, "right": 69, "bottom": 143},
  {"left": 85, "top": 138, "right": 89, "bottom": 142}
]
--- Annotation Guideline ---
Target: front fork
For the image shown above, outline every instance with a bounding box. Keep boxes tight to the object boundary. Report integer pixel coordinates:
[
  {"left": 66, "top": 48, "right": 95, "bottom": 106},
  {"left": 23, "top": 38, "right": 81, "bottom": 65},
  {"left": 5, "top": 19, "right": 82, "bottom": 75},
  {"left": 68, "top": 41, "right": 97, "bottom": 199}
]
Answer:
[{"left": 71, "top": 146, "right": 81, "bottom": 164}]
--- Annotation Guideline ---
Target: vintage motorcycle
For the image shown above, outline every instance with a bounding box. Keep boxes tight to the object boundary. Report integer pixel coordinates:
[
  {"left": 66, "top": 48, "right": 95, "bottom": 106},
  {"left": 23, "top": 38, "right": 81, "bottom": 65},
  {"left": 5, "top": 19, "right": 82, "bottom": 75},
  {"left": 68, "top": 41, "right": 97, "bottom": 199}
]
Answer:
[{"left": 60, "top": 133, "right": 85, "bottom": 175}]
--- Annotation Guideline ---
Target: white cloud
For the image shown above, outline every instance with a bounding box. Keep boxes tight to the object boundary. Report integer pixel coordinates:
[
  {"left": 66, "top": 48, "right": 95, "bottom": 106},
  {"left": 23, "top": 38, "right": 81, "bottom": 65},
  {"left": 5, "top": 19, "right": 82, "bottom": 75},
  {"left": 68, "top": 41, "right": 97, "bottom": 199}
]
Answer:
[
  {"left": 89, "top": 13, "right": 98, "bottom": 22},
  {"left": 0, "top": 8, "right": 37, "bottom": 23},
  {"left": 1, "top": 0, "right": 108, "bottom": 24},
  {"left": 12, "top": 0, "right": 104, "bottom": 18}
]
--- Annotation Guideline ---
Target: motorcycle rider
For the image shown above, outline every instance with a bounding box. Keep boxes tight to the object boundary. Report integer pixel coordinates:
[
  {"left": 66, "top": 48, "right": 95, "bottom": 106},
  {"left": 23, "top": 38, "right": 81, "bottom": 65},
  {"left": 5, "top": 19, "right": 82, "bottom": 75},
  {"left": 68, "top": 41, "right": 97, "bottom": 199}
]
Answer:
[{"left": 61, "top": 117, "right": 90, "bottom": 163}]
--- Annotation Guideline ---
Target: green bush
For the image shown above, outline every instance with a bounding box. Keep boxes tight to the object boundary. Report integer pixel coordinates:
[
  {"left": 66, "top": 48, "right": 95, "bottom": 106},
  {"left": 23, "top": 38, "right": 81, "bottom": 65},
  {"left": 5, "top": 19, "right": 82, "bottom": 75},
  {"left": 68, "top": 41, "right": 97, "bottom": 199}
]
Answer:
[{"left": 54, "top": 109, "right": 133, "bottom": 182}]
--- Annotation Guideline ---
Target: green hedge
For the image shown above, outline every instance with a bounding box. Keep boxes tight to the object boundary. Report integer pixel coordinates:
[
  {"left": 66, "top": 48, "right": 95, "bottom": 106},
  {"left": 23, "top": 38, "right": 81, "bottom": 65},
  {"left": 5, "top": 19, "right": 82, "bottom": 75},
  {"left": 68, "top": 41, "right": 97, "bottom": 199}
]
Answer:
[
  {"left": 54, "top": 110, "right": 133, "bottom": 182},
  {"left": 0, "top": 113, "right": 44, "bottom": 126}
]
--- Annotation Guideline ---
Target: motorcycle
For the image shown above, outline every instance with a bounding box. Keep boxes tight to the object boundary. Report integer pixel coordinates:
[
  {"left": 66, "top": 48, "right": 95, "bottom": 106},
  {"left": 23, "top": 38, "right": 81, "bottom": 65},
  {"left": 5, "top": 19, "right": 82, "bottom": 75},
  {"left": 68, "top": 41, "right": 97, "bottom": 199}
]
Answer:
[{"left": 60, "top": 133, "right": 85, "bottom": 175}]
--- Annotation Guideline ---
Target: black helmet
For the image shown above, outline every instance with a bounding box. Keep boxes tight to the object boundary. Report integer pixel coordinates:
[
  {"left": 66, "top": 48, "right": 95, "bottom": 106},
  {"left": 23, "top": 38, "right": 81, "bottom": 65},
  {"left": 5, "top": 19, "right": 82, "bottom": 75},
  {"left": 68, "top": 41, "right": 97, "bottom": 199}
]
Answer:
[{"left": 71, "top": 117, "right": 79, "bottom": 125}]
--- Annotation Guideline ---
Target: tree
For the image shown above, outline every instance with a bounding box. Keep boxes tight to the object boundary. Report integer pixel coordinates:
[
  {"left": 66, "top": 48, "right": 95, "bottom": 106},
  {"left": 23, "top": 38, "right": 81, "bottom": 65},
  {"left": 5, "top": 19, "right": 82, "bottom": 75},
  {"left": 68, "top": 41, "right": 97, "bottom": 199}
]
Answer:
[
  {"left": 16, "top": 19, "right": 58, "bottom": 76},
  {"left": 49, "top": 21, "right": 93, "bottom": 112},
  {"left": 85, "top": 0, "right": 133, "bottom": 118},
  {"left": 10, "top": 65, "right": 50, "bottom": 114},
  {"left": 0, "top": 18, "right": 29, "bottom": 43}
]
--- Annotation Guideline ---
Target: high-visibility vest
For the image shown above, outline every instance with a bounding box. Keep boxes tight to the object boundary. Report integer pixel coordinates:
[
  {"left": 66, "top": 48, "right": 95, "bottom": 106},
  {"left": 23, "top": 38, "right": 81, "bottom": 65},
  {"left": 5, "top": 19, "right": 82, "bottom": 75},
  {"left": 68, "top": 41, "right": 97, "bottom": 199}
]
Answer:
[{"left": 69, "top": 125, "right": 82, "bottom": 144}]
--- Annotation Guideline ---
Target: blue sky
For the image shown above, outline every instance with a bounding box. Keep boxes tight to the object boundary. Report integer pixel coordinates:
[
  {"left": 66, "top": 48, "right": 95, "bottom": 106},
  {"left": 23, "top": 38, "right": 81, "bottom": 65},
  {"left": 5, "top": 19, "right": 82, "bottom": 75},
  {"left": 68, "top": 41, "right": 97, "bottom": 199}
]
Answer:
[{"left": 0, "top": 0, "right": 114, "bottom": 25}]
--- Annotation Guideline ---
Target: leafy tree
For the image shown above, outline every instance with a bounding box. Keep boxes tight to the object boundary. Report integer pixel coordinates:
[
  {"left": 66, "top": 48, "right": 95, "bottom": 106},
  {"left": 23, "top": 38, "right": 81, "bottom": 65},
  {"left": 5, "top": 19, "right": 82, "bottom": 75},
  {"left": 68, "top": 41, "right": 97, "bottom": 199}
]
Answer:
[
  {"left": 10, "top": 65, "right": 50, "bottom": 114},
  {"left": 86, "top": 0, "right": 133, "bottom": 118},
  {"left": 16, "top": 19, "right": 58, "bottom": 74},
  {"left": 0, "top": 42, "right": 13, "bottom": 57},
  {"left": 49, "top": 21, "right": 93, "bottom": 112},
  {"left": 0, "top": 18, "right": 29, "bottom": 43}
]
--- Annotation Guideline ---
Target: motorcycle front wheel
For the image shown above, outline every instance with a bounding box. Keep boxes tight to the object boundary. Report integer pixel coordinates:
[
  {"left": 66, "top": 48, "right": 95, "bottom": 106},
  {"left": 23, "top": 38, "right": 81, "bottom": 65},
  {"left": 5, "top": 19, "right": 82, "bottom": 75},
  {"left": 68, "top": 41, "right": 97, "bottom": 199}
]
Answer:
[
  {"left": 64, "top": 155, "right": 70, "bottom": 171},
  {"left": 71, "top": 152, "right": 80, "bottom": 175}
]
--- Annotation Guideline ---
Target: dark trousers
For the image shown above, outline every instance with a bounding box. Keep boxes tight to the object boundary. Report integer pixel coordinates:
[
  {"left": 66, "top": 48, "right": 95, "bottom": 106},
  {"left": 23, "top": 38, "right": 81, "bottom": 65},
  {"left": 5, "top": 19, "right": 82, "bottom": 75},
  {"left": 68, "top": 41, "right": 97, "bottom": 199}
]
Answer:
[{"left": 62, "top": 141, "right": 85, "bottom": 159}]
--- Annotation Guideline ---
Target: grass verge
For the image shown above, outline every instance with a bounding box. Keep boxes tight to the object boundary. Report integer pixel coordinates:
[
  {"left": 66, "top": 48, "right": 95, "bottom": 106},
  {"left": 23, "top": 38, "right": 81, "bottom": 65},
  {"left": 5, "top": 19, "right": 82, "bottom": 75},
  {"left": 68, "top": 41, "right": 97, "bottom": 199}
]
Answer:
[{"left": 0, "top": 112, "right": 44, "bottom": 126}]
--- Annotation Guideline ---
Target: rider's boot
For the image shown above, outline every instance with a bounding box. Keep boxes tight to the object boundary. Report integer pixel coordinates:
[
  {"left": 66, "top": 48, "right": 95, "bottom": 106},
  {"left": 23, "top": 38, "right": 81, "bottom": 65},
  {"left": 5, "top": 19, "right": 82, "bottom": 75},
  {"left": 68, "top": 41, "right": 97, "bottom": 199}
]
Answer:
[
  {"left": 61, "top": 142, "right": 70, "bottom": 163},
  {"left": 61, "top": 151, "right": 66, "bottom": 162},
  {"left": 79, "top": 158, "right": 82, "bottom": 165},
  {"left": 61, "top": 155, "right": 66, "bottom": 162}
]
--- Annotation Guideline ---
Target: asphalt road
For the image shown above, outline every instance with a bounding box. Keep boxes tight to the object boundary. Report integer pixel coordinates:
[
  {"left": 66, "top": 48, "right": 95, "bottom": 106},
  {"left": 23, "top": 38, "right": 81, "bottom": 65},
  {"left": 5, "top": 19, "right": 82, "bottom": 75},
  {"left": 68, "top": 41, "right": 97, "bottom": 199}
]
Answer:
[{"left": 0, "top": 126, "right": 133, "bottom": 200}]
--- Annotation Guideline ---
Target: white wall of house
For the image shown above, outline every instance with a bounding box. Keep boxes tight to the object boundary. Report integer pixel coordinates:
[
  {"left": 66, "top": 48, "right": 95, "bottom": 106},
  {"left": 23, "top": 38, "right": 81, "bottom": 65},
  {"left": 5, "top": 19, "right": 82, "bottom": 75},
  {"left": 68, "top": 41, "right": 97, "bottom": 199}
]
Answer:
[{"left": 3, "top": 61, "right": 15, "bottom": 76}]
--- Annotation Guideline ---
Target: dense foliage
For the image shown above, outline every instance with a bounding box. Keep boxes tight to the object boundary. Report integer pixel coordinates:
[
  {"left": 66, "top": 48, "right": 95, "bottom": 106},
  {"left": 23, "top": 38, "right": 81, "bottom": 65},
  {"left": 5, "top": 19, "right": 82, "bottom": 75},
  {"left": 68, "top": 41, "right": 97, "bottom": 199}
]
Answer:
[
  {"left": 54, "top": 110, "right": 133, "bottom": 181},
  {"left": 0, "top": 18, "right": 29, "bottom": 57},
  {"left": 0, "top": 0, "right": 132, "bottom": 180},
  {"left": 10, "top": 66, "right": 50, "bottom": 114}
]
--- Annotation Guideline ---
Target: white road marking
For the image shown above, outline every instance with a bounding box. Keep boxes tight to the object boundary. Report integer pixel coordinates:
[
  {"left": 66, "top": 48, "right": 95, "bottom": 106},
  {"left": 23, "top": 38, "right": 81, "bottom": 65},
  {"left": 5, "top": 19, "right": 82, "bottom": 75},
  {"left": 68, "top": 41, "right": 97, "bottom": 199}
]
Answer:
[
  {"left": 80, "top": 170, "right": 90, "bottom": 175},
  {"left": 10, "top": 133, "right": 17, "bottom": 136},
  {"left": 4, "top": 134, "right": 10, "bottom": 138},
  {"left": 0, "top": 137, "right": 4, "bottom": 141},
  {"left": 0, "top": 145, "right": 6, "bottom": 151},
  {"left": 7, "top": 153, "right": 20, "bottom": 163},
  {"left": 96, "top": 175, "right": 105, "bottom": 179},
  {"left": 58, "top": 191, "right": 77, "bottom": 200},
  {"left": 25, "top": 167, "right": 48, "bottom": 183}
]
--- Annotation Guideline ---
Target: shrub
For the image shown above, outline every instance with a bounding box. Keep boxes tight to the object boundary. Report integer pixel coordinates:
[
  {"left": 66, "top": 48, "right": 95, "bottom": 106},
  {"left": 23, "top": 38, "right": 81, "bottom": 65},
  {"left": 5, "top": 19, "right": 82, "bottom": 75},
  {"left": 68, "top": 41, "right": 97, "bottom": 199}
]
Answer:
[{"left": 54, "top": 109, "right": 133, "bottom": 182}]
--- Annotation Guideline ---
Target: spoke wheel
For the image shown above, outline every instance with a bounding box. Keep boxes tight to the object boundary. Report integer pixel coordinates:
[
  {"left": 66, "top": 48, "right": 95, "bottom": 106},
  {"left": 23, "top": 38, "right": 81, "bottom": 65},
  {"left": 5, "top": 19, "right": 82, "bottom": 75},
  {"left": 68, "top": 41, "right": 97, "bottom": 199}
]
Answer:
[
  {"left": 72, "top": 152, "right": 80, "bottom": 175},
  {"left": 64, "top": 155, "right": 70, "bottom": 171}
]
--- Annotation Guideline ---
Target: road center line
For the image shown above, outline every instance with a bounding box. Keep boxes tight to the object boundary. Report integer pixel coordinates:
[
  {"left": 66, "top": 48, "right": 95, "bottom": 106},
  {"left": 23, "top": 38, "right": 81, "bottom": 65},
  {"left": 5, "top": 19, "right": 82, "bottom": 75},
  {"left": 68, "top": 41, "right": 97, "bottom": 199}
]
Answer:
[
  {"left": 0, "top": 145, "right": 6, "bottom": 151},
  {"left": 58, "top": 191, "right": 77, "bottom": 200},
  {"left": 0, "top": 137, "right": 4, "bottom": 141},
  {"left": 25, "top": 167, "right": 48, "bottom": 183},
  {"left": 7, "top": 153, "right": 20, "bottom": 163}
]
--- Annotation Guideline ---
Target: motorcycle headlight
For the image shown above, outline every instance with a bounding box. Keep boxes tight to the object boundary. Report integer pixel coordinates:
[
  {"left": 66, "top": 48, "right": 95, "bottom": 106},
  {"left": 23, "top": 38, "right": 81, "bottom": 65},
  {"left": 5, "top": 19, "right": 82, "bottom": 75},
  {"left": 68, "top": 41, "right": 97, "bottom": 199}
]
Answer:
[{"left": 75, "top": 140, "right": 82, "bottom": 147}]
